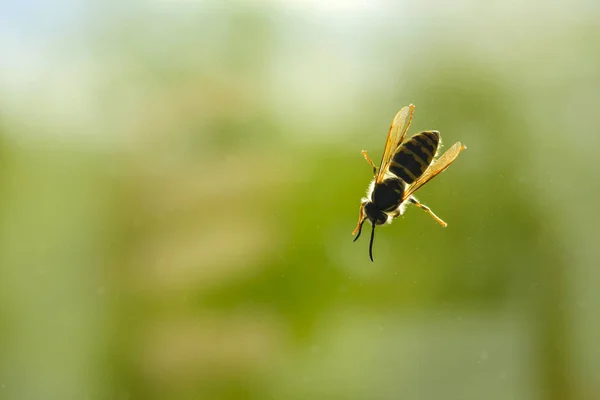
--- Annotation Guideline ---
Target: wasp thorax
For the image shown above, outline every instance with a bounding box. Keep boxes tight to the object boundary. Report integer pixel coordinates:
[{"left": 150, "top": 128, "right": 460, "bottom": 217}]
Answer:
[
  {"left": 364, "top": 202, "right": 388, "bottom": 225},
  {"left": 372, "top": 178, "right": 404, "bottom": 212}
]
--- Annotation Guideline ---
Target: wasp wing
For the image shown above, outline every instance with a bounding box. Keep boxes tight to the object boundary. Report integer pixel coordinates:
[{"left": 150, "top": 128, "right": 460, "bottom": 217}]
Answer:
[
  {"left": 376, "top": 104, "right": 414, "bottom": 183},
  {"left": 402, "top": 142, "right": 466, "bottom": 200}
]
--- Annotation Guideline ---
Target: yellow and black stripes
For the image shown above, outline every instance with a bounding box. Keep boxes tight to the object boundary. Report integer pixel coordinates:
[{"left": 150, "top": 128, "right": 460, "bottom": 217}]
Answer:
[{"left": 389, "top": 131, "right": 439, "bottom": 184}]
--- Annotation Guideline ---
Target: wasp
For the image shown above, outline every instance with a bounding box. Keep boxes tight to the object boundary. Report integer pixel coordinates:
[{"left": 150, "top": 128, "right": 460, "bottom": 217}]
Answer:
[{"left": 353, "top": 104, "right": 466, "bottom": 261}]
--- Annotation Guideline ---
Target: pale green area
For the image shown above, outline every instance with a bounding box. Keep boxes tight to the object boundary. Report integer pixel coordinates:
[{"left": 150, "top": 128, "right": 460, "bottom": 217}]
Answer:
[{"left": 1, "top": 1, "right": 599, "bottom": 399}]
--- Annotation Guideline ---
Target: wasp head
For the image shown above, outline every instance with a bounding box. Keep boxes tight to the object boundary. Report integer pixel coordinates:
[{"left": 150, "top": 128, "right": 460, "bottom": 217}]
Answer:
[
  {"left": 364, "top": 202, "right": 388, "bottom": 226},
  {"left": 353, "top": 202, "right": 387, "bottom": 262}
]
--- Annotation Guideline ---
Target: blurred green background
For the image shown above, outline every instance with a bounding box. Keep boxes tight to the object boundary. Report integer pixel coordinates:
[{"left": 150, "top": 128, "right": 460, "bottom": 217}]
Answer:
[{"left": 1, "top": 1, "right": 599, "bottom": 399}]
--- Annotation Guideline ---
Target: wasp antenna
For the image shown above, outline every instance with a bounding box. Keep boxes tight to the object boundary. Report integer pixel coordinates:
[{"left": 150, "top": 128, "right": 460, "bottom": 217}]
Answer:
[
  {"left": 353, "top": 219, "right": 365, "bottom": 242},
  {"left": 368, "top": 223, "right": 376, "bottom": 262}
]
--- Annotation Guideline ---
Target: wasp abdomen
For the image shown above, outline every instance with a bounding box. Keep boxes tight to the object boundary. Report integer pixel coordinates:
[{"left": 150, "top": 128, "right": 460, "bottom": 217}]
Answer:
[
  {"left": 389, "top": 131, "right": 440, "bottom": 184},
  {"left": 372, "top": 178, "right": 404, "bottom": 212}
]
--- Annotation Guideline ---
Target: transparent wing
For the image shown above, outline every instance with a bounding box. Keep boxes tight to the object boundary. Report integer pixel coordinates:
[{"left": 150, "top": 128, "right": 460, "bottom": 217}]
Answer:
[
  {"left": 376, "top": 104, "right": 414, "bottom": 183},
  {"left": 402, "top": 142, "right": 466, "bottom": 200}
]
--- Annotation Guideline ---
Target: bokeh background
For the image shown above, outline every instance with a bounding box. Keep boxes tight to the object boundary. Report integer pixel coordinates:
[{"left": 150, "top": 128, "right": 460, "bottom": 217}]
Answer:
[{"left": 1, "top": 1, "right": 600, "bottom": 399}]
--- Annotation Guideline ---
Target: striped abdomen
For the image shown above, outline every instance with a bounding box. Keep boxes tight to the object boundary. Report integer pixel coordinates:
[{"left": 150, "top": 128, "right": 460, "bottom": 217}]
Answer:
[{"left": 389, "top": 131, "right": 440, "bottom": 184}]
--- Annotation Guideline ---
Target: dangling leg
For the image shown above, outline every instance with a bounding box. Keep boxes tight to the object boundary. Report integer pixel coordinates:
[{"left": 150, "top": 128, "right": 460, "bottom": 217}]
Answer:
[
  {"left": 409, "top": 197, "right": 447, "bottom": 227},
  {"left": 352, "top": 202, "right": 367, "bottom": 240},
  {"left": 361, "top": 150, "right": 377, "bottom": 176}
]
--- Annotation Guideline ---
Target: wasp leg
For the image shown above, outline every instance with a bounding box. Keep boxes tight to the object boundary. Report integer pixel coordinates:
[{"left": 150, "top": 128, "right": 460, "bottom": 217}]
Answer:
[
  {"left": 361, "top": 150, "right": 377, "bottom": 176},
  {"left": 409, "top": 197, "right": 447, "bottom": 227},
  {"left": 352, "top": 202, "right": 367, "bottom": 238}
]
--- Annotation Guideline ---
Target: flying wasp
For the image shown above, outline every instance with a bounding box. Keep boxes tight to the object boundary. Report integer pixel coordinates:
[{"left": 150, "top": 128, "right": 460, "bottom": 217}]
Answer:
[{"left": 353, "top": 104, "right": 466, "bottom": 261}]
